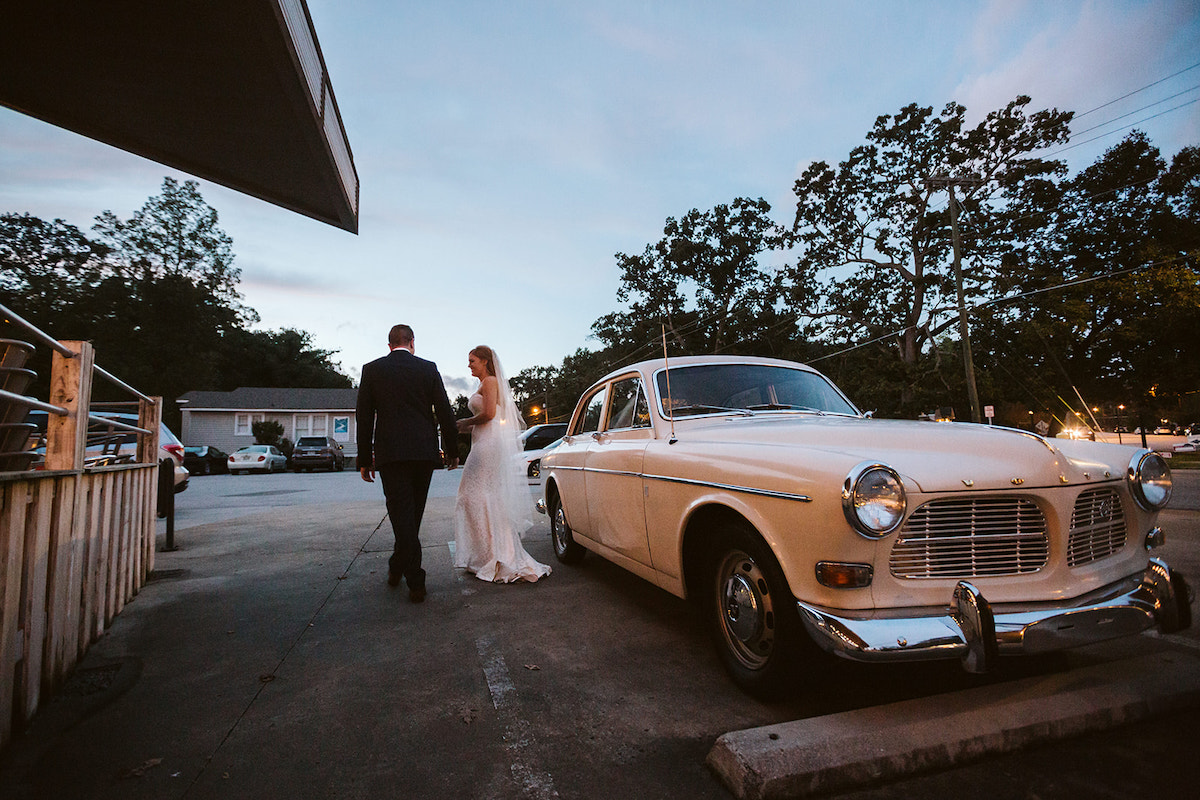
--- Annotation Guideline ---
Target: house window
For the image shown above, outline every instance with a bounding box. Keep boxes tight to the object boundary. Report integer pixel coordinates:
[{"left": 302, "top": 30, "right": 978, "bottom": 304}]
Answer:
[
  {"left": 235, "top": 413, "right": 264, "bottom": 436},
  {"left": 294, "top": 414, "right": 328, "bottom": 439}
]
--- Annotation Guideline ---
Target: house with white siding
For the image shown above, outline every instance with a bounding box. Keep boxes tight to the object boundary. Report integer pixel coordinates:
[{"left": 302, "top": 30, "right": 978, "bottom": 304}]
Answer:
[{"left": 178, "top": 387, "right": 360, "bottom": 466}]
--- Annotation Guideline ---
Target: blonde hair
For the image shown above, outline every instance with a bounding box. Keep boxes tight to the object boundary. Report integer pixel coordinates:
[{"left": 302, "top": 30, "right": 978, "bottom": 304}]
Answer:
[{"left": 470, "top": 345, "right": 497, "bottom": 377}]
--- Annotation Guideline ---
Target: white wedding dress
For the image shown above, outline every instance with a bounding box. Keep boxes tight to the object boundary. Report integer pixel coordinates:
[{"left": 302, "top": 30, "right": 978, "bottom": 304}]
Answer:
[{"left": 454, "top": 392, "right": 551, "bottom": 583}]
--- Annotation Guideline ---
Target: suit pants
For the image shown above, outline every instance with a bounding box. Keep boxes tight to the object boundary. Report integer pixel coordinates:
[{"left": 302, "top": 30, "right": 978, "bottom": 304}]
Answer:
[{"left": 378, "top": 460, "right": 436, "bottom": 589}]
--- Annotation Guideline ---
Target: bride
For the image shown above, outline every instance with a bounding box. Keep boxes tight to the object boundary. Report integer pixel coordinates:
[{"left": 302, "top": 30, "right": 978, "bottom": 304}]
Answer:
[{"left": 453, "top": 345, "right": 551, "bottom": 583}]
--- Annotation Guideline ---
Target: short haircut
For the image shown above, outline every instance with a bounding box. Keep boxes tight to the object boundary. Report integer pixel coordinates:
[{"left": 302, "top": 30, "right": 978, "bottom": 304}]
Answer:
[{"left": 389, "top": 324, "right": 414, "bottom": 347}]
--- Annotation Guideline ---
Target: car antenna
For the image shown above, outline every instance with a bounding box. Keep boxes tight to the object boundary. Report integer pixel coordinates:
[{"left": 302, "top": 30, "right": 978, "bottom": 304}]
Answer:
[{"left": 662, "top": 323, "right": 677, "bottom": 445}]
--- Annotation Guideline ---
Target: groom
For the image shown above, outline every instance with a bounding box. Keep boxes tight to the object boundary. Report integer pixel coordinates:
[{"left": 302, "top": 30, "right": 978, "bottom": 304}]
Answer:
[{"left": 357, "top": 324, "right": 459, "bottom": 602}]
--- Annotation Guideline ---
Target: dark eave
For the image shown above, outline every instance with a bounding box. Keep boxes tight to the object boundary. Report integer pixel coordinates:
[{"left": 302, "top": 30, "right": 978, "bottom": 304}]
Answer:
[{"left": 0, "top": 0, "right": 359, "bottom": 233}]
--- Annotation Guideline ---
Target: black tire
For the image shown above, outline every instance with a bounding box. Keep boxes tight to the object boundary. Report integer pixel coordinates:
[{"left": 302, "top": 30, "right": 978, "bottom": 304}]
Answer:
[
  {"left": 549, "top": 492, "right": 585, "bottom": 564},
  {"left": 704, "top": 521, "right": 808, "bottom": 699}
]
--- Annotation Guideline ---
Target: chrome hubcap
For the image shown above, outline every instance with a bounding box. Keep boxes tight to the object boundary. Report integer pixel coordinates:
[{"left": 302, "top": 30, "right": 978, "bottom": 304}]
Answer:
[
  {"left": 716, "top": 550, "right": 775, "bottom": 669},
  {"left": 553, "top": 506, "right": 568, "bottom": 553}
]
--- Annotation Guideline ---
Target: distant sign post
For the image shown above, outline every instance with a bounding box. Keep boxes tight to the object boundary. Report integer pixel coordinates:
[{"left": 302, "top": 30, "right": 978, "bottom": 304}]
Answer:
[
  {"left": 984, "top": 405, "right": 994, "bottom": 425},
  {"left": 1036, "top": 419, "right": 1050, "bottom": 436}
]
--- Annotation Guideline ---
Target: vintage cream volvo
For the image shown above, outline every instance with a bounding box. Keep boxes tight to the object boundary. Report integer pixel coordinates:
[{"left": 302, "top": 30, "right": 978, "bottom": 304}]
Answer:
[{"left": 538, "top": 355, "right": 1192, "bottom": 696}]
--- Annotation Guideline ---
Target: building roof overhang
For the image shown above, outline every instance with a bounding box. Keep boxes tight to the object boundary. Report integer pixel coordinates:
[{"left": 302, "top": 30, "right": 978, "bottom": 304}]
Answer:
[{"left": 0, "top": 0, "right": 359, "bottom": 233}]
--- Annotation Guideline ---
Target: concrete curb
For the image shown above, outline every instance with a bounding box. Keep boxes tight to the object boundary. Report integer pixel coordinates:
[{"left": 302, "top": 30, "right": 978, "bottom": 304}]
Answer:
[{"left": 707, "top": 649, "right": 1200, "bottom": 799}]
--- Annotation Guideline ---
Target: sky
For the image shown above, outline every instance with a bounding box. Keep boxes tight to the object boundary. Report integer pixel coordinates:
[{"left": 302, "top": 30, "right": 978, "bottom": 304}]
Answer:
[{"left": 1, "top": 0, "right": 1198, "bottom": 399}]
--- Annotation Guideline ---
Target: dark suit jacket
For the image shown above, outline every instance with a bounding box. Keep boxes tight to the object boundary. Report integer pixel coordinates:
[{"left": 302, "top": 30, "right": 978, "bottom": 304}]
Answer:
[{"left": 356, "top": 349, "right": 457, "bottom": 469}]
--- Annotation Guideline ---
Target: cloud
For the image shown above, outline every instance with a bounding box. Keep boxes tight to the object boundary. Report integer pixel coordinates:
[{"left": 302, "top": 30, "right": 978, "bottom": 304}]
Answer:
[{"left": 442, "top": 375, "right": 476, "bottom": 398}]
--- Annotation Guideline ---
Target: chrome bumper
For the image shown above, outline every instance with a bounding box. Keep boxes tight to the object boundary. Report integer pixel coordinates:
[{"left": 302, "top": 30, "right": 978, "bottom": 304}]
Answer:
[{"left": 797, "top": 558, "right": 1193, "bottom": 674}]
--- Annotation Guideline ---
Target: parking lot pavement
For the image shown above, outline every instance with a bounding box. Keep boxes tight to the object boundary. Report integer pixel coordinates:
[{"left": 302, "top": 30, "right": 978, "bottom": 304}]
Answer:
[{"left": 0, "top": 469, "right": 1194, "bottom": 799}]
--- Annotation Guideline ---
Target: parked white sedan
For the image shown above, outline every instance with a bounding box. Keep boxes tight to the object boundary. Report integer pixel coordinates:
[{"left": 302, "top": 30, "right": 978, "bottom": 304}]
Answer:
[
  {"left": 539, "top": 355, "right": 1192, "bottom": 697},
  {"left": 228, "top": 444, "right": 287, "bottom": 475}
]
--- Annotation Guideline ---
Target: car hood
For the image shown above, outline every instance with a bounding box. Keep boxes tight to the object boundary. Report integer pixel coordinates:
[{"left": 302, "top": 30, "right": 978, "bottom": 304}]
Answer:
[{"left": 683, "top": 415, "right": 1132, "bottom": 493}]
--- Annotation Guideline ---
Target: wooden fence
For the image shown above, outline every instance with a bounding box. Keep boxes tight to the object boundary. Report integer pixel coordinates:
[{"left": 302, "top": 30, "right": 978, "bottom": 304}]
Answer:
[{"left": 1, "top": 315, "right": 161, "bottom": 751}]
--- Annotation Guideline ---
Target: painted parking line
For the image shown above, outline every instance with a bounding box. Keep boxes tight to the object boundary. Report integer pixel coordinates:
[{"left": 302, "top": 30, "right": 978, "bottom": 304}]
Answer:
[{"left": 476, "top": 635, "right": 559, "bottom": 799}]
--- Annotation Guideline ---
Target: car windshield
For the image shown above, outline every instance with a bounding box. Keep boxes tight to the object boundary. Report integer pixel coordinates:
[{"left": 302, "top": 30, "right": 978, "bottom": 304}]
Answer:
[
  {"left": 655, "top": 363, "right": 859, "bottom": 418},
  {"left": 184, "top": 447, "right": 202, "bottom": 455}
]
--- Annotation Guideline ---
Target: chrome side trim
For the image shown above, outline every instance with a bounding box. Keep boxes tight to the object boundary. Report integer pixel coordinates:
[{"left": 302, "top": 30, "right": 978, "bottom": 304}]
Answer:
[
  {"left": 798, "top": 558, "right": 1192, "bottom": 671},
  {"left": 546, "top": 464, "right": 812, "bottom": 502},
  {"left": 644, "top": 472, "right": 812, "bottom": 502}
]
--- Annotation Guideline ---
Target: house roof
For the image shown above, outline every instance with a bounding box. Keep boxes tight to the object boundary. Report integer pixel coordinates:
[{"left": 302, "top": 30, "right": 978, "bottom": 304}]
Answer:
[
  {"left": 179, "top": 388, "right": 359, "bottom": 412},
  {"left": 0, "top": 1, "right": 359, "bottom": 233}
]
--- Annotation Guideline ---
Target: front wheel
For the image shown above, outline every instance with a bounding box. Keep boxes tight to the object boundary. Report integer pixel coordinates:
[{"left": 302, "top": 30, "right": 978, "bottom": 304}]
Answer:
[
  {"left": 549, "top": 492, "right": 585, "bottom": 564},
  {"left": 705, "top": 522, "right": 809, "bottom": 699}
]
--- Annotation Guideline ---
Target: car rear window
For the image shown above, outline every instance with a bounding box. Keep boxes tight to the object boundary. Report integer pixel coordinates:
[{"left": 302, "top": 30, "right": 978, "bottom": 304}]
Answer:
[{"left": 297, "top": 437, "right": 328, "bottom": 447}]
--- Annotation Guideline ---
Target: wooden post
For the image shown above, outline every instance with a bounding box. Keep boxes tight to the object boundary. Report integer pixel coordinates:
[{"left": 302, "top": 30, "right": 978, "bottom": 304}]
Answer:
[
  {"left": 137, "top": 397, "right": 162, "bottom": 465},
  {"left": 45, "top": 341, "right": 94, "bottom": 472}
]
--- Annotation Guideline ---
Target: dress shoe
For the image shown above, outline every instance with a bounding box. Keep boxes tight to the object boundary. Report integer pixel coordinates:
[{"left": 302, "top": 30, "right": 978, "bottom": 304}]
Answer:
[
  {"left": 408, "top": 586, "right": 426, "bottom": 603},
  {"left": 387, "top": 570, "right": 400, "bottom": 587}
]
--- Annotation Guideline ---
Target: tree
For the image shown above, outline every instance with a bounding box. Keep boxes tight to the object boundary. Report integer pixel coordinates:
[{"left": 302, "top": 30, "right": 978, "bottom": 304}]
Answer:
[
  {"left": 252, "top": 420, "right": 284, "bottom": 445},
  {"left": 216, "top": 328, "right": 352, "bottom": 390},
  {"left": 93, "top": 176, "right": 250, "bottom": 320},
  {"left": 977, "top": 133, "right": 1200, "bottom": 424},
  {"left": 510, "top": 365, "right": 558, "bottom": 425},
  {"left": 786, "top": 97, "right": 1073, "bottom": 415},
  {"left": 2, "top": 180, "right": 354, "bottom": 430},
  {"left": 0, "top": 213, "right": 111, "bottom": 398},
  {"left": 0, "top": 213, "right": 108, "bottom": 323},
  {"left": 593, "top": 197, "right": 788, "bottom": 359}
]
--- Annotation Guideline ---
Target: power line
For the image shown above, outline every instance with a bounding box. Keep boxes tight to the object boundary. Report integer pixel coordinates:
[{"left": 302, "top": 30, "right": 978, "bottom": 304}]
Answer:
[
  {"left": 1073, "top": 61, "right": 1200, "bottom": 119},
  {"left": 1046, "top": 96, "right": 1200, "bottom": 157},
  {"left": 1071, "top": 83, "right": 1200, "bottom": 137}
]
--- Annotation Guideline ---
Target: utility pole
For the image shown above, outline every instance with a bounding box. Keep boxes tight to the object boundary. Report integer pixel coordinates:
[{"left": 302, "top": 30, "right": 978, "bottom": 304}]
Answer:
[{"left": 926, "top": 174, "right": 983, "bottom": 423}]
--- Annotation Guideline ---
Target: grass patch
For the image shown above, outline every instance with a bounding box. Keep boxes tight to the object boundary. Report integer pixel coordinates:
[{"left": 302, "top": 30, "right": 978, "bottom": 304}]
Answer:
[{"left": 1165, "top": 451, "right": 1200, "bottom": 470}]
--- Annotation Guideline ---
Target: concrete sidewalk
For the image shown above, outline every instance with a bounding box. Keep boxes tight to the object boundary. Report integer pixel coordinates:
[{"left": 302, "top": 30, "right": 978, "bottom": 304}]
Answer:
[{"left": 0, "top": 481, "right": 1197, "bottom": 800}]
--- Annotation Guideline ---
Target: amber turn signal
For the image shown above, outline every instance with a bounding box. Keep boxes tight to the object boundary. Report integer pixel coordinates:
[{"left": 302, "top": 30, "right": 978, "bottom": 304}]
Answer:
[{"left": 815, "top": 561, "right": 873, "bottom": 588}]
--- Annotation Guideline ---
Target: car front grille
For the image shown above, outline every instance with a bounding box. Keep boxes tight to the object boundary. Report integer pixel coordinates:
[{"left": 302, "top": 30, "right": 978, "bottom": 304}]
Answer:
[
  {"left": 1067, "top": 488, "right": 1126, "bottom": 567},
  {"left": 890, "top": 497, "right": 1049, "bottom": 579}
]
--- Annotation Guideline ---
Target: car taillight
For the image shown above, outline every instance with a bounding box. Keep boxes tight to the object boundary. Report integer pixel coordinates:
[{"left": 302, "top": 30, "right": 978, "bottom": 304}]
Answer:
[
  {"left": 257, "top": 455, "right": 266, "bottom": 462},
  {"left": 163, "top": 443, "right": 184, "bottom": 459},
  {"left": 229, "top": 455, "right": 236, "bottom": 461}
]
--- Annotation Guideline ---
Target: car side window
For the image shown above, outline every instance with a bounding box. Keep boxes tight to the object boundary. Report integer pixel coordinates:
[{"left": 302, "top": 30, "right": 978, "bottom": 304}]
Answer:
[
  {"left": 606, "top": 377, "right": 650, "bottom": 431},
  {"left": 573, "top": 389, "right": 606, "bottom": 435}
]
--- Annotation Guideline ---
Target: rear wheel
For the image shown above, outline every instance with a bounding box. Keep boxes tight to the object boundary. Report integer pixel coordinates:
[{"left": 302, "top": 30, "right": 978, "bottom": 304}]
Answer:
[
  {"left": 705, "top": 522, "right": 809, "bottom": 699},
  {"left": 549, "top": 492, "right": 585, "bottom": 564}
]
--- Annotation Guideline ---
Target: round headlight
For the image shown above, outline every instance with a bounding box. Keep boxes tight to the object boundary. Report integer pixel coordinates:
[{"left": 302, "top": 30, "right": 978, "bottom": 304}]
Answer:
[
  {"left": 842, "top": 463, "right": 906, "bottom": 538},
  {"left": 1128, "top": 451, "right": 1172, "bottom": 511}
]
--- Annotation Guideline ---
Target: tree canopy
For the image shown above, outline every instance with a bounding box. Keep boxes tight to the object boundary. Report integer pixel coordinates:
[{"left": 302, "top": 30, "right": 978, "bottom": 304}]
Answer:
[
  {"left": 1, "top": 178, "right": 351, "bottom": 426},
  {"left": 514, "top": 96, "right": 1198, "bottom": 428}
]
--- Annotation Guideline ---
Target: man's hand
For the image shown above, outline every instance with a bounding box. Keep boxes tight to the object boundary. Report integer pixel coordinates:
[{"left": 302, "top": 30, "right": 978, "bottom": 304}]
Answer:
[{"left": 360, "top": 467, "right": 375, "bottom": 483}]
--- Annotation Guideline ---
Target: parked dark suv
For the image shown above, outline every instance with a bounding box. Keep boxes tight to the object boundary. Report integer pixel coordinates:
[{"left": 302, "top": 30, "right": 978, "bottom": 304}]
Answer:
[{"left": 291, "top": 435, "right": 345, "bottom": 472}]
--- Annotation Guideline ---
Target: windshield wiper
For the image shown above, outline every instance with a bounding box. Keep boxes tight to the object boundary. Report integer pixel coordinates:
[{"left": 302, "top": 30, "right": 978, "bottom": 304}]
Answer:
[
  {"left": 745, "top": 403, "right": 826, "bottom": 414},
  {"left": 669, "top": 404, "right": 753, "bottom": 417}
]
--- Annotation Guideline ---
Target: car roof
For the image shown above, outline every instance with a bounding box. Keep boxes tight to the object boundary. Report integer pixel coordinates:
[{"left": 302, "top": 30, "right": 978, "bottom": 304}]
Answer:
[{"left": 586, "top": 355, "right": 825, "bottom": 391}]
